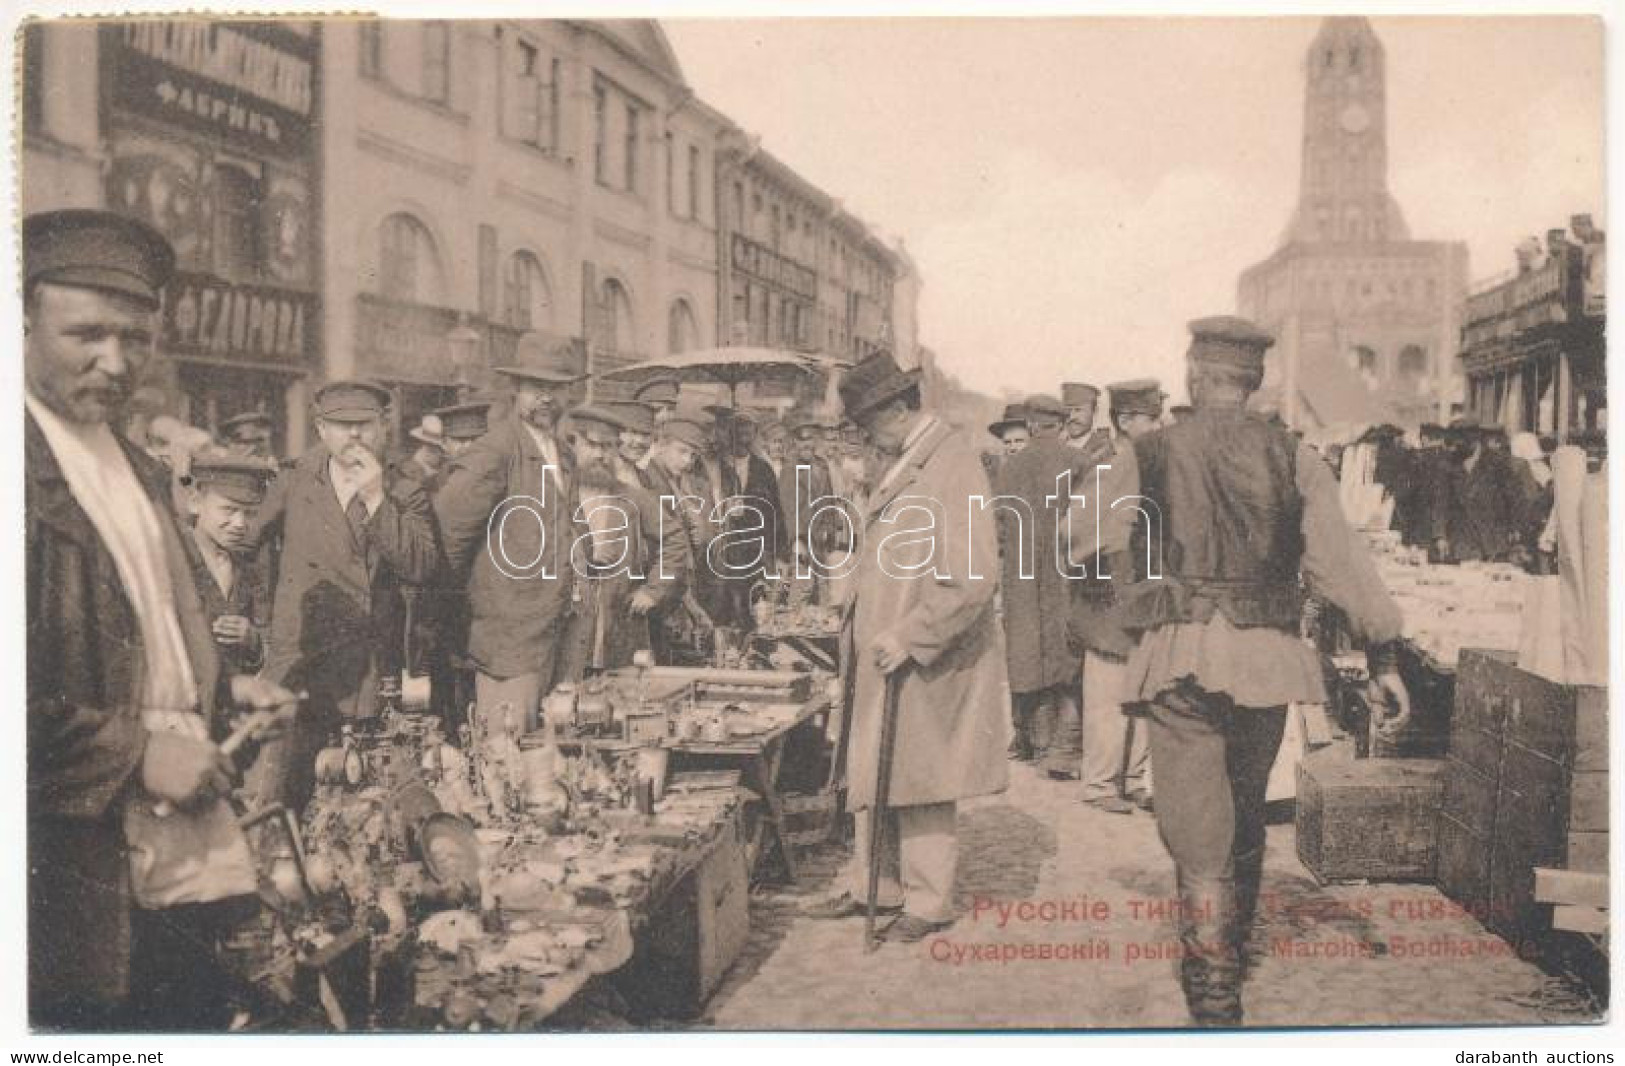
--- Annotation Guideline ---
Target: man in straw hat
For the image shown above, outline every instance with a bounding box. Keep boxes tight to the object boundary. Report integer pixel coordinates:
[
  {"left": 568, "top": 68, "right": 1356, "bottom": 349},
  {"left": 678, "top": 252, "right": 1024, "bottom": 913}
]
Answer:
[
  {"left": 1116, "top": 316, "right": 1409, "bottom": 1025},
  {"left": 803, "top": 353, "right": 1009, "bottom": 943}
]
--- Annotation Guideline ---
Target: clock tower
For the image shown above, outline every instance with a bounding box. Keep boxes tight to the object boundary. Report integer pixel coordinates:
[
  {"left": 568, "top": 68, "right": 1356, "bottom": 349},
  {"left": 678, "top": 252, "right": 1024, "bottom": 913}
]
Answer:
[{"left": 1284, "top": 16, "right": 1409, "bottom": 245}]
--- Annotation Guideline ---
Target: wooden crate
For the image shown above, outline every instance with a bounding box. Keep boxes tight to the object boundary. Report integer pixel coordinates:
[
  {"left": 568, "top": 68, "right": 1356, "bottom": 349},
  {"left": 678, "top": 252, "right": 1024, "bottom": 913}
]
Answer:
[
  {"left": 1441, "top": 756, "right": 1498, "bottom": 838},
  {"left": 1437, "top": 812, "right": 1492, "bottom": 917},
  {"left": 1574, "top": 687, "right": 1609, "bottom": 774},
  {"left": 694, "top": 816, "right": 751, "bottom": 1001},
  {"left": 779, "top": 788, "right": 843, "bottom": 849},
  {"left": 1296, "top": 747, "right": 1442, "bottom": 882}
]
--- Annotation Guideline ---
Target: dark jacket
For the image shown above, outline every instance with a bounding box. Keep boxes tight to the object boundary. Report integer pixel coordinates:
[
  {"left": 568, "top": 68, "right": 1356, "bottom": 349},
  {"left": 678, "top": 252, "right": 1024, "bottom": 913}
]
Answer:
[
  {"left": 252, "top": 445, "right": 438, "bottom": 712},
  {"left": 1126, "top": 409, "right": 1304, "bottom": 632},
  {"left": 26, "top": 414, "right": 222, "bottom": 1025},
  {"left": 434, "top": 415, "right": 582, "bottom": 679},
  {"left": 181, "top": 532, "right": 269, "bottom": 686},
  {"left": 1442, "top": 447, "right": 1529, "bottom": 563},
  {"left": 993, "top": 435, "right": 1079, "bottom": 693}
]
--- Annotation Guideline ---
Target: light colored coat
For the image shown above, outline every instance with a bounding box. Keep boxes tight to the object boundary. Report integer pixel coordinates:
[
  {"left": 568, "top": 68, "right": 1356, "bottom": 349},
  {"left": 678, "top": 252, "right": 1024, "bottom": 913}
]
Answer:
[{"left": 842, "top": 418, "right": 1011, "bottom": 810}]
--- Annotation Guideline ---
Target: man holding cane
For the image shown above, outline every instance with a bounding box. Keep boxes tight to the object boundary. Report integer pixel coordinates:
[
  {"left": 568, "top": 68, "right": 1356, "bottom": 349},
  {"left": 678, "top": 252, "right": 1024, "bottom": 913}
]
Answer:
[{"left": 806, "top": 352, "right": 1010, "bottom": 943}]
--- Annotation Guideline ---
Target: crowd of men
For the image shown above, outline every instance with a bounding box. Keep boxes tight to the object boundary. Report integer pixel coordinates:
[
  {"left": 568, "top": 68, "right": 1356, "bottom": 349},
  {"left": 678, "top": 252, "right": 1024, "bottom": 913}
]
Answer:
[{"left": 26, "top": 208, "right": 1415, "bottom": 1032}]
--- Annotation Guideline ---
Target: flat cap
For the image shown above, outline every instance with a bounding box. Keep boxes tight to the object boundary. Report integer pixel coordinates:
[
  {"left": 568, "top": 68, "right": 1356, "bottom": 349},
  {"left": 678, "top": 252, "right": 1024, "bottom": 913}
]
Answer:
[
  {"left": 788, "top": 412, "right": 834, "bottom": 438},
  {"left": 1060, "top": 383, "right": 1099, "bottom": 408},
  {"left": 1169, "top": 404, "right": 1194, "bottom": 422},
  {"left": 1022, "top": 394, "right": 1068, "bottom": 423},
  {"left": 564, "top": 403, "right": 625, "bottom": 446},
  {"left": 1187, "top": 315, "right": 1274, "bottom": 372},
  {"left": 633, "top": 375, "right": 681, "bottom": 406},
  {"left": 433, "top": 401, "right": 491, "bottom": 441},
  {"left": 190, "top": 453, "right": 276, "bottom": 506},
  {"left": 314, "top": 380, "right": 391, "bottom": 422},
  {"left": 604, "top": 401, "right": 656, "bottom": 436},
  {"left": 219, "top": 410, "right": 274, "bottom": 440},
  {"left": 659, "top": 402, "right": 713, "bottom": 450},
  {"left": 1107, "top": 378, "right": 1167, "bottom": 417},
  {"left": 24, "top": 209, "right": 176, "bottom": 309}
]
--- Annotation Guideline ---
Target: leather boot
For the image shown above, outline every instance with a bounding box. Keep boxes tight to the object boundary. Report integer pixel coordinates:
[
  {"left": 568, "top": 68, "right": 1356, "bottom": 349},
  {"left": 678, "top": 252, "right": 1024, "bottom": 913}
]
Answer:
[
  {"left": 1029, "top": 695, "right": 1057, "bottom": 764},
  {"left": 1232, "top": 847, "right": 1266, "bottom": 977},
  {"left": 1009, "top": 699, "right": 1034, "bottom": 761},
  {"left": 1043, "top": 695, "right": 1083, "bottom": 780},
  {"left": 1176, "top": 870, "right": 1243, "bottom": 1027}
]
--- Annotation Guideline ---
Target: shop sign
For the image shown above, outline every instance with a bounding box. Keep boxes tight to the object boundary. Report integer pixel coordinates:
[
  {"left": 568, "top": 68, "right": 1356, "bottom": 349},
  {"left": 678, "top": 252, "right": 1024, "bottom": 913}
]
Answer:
[
  {"left": 165, "top": 272, "right": 313, "bottom": 367},
  {"left": 101, "top": 22, "right": 314, "bottom": 157}
]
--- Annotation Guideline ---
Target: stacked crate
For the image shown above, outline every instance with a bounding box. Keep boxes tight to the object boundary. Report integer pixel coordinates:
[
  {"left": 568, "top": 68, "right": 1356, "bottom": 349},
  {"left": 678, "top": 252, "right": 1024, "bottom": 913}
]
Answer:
[{"left": 1439, "top": 650, "right": 1608, "bottom": 952}]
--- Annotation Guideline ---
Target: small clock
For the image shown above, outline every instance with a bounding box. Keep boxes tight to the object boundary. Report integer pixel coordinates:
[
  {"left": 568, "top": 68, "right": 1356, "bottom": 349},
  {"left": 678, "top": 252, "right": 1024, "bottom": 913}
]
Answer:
[{"left": 1339, "top": 104, "right": 1371, "bottom": 134}]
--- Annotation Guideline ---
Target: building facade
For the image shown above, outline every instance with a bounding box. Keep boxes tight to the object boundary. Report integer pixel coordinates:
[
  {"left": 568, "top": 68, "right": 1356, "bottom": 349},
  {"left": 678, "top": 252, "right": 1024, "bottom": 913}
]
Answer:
[
  {"left": 321, "top": 19, "right": 733, "bottom": 432},
  {"left": 1237, "top": 17, "right": 1469, "bottom": 433},
  {"left": 21, "top": 18, "right": 922, "bottom": 450},
  {"left": 22, "top": 20, "right": 323, "bottom": 454},
  {"left": 1460, "top": 219, "right": 1606, "bottom": 439}
]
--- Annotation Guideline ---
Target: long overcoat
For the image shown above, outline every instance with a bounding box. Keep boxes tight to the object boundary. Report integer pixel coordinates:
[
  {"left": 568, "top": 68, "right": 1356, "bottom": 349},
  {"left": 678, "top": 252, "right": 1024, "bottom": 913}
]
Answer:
[
  {"left": 434, "top": 415, "right": 583, "bottom": 679},
  {"left": 993, "top": 434, "right": 1084, "bottom": 693},
  {"left": 842, "top": 419, "right": 1011, "bottom": 810},
  {"left": 26, "top": 415, "right": 222, "bottom": 1024}
]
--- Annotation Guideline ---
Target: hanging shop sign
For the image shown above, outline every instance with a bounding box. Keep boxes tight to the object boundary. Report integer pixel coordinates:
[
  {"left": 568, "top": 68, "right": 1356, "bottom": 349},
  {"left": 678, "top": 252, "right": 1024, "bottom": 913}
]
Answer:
[
  {"left": 101, "top": 21, "right": 315, "bottom": 157},
  {"left": 165, "top": 272, "right": 314, "bottom": 368}
]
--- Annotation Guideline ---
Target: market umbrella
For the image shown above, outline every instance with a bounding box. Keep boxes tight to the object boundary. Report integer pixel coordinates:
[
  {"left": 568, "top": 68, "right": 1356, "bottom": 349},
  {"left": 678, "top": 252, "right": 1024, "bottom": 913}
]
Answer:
[{"left": 598, "top": 346, "right": 824, "bottom": 407}]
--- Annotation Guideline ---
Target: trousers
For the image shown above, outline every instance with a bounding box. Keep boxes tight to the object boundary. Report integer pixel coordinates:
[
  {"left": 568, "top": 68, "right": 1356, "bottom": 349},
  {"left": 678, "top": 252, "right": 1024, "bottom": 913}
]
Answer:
[
  {"left": 842, "top": 801, "right": 958, "bottom": 923},
  {"left": 1080, "top": 649, "right": 1149, "bottom": 800}
]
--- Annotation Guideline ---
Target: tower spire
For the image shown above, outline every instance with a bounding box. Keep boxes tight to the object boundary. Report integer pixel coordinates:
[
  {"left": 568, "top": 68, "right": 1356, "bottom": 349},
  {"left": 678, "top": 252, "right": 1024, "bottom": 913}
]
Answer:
[{"left": 1282, "top": 17, "right": 1409, "bottom": 247}]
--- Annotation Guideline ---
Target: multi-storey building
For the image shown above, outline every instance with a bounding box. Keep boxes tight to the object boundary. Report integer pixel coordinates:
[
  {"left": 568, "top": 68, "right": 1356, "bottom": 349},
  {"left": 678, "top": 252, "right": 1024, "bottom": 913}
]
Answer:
[{"left": 1237, "top": 17, "right": 1469, "bottom": 432}]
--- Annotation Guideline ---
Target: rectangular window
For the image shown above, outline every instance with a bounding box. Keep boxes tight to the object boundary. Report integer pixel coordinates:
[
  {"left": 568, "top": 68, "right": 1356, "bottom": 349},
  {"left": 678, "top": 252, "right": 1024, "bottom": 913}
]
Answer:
[
  {"left": 547, "top": 57, "right": 561, "bottom": 150},
  {"left": 593, "top": 83, "right": 609, "bottom": 184},
  {"left": 624, "top": 104, "right": 640, "bottom": 192},
  {"left": 359, "top": 21, "right": 383, "bottom": 78},
  {"left": 733, "top": 182, "right": 745, "bottom": 230},
  {"left": 687, "top": 146, "right": 702, "bottom": 220},
  {"left": 422, "top": 23, "right": 450, "bottom": 103},
  {"left": 665, "top": 132, "right": 676, "bottom": 214}
]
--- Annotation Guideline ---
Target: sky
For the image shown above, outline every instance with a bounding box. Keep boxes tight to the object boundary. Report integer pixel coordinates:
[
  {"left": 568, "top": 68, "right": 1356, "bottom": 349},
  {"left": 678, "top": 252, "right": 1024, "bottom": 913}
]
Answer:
[{"left": 663, "top": 16, "right": 1604, "bottom": 400}]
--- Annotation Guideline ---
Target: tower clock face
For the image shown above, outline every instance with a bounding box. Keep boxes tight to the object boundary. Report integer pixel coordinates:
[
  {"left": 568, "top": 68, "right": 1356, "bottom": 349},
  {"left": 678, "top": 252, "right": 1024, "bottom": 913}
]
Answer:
[{"left": 1339, "top": 103, "right": 1371, "bottom": 134}]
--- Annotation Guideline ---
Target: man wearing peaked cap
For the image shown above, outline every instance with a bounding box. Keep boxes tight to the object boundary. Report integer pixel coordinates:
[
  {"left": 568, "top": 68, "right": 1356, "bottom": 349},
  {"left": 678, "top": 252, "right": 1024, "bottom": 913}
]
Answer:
[
  {"left": 627, "top": 401, "right": 720, "bottom": 660},
  {"left": 184, "top": 454, "right": 276, "bottom": 682},
  {"left": 633, "top": 374, "right": 681, "bottom": 422},
  {"left": 23, "top": 208, "right": 286, "bottom": 1028},
  {"left": 435, "top": 353, "right": 587, "bottom": 731},
  {"left": 1114, "top": 312, "right": 1409, "bottom": 1026},
  {"left": 244, "top": 376, "right": 437, "bottom": 809},
  {"left": 219, "top": 410, "right": 275, "bottom": 461},
  {"left": 1060, "top": 382, "right": 1101, "bottom": 449}
]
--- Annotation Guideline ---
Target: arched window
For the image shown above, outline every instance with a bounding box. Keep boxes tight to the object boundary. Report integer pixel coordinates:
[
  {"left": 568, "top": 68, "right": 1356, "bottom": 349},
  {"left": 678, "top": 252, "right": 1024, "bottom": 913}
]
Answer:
[
  {"left": 378, "top": 213, "right": 441, "bottom": 303},
  {"left": 603, "top": 278, "right": 634, "bottom": 354},
  {"left": 667, "top": 298, "right": 699, "bottom": 354},
  {"left": 1351, "top": 345, "right": 1379, "bottom": 382},
  {"left": 503, "top": 251, "right": 552, "bottom": 329}
]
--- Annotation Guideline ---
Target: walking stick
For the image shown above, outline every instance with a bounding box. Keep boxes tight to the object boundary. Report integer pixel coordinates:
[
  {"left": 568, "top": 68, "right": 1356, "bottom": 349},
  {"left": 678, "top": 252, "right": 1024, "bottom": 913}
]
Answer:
[{"left": 865, "top": 666, "right": 906, "bottom": 953}]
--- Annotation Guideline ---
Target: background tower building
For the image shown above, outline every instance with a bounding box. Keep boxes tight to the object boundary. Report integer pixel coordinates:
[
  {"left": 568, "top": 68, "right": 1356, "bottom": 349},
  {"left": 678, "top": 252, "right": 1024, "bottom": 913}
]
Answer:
[{"left": 1238, "top": 17, "right": 1469, "bottom": 434}]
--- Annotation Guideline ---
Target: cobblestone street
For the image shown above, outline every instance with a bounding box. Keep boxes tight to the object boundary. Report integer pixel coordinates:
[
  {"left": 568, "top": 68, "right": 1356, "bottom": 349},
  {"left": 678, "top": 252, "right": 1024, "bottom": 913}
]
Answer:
[{"left": 701, "top": 759, "right": 1600, "bottom": 1031}]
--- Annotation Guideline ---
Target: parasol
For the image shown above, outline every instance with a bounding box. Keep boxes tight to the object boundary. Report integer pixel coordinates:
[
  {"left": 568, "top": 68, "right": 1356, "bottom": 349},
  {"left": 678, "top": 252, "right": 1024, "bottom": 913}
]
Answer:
[{"left": 598, "top": 346, "right": 824, "bottom": 406}]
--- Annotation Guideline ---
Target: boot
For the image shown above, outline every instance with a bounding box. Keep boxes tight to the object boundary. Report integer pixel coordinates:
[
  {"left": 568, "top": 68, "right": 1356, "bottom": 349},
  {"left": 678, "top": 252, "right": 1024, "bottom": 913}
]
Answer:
[
  {"left": 1043, "top": 695, "right": 1083, "bottom": 780},
  {"left": 1028, "top": 695, "right": 1057, "bottom": 764},
  {"left": 1232, "top": 847, "right": 1266, "bottom": 977},
  {"left": 1176, "top": 869, "right": 1243, "bottom": 1027},
  {"left": 1008, "top": 699, "right": 1033, "bottom": 761}
]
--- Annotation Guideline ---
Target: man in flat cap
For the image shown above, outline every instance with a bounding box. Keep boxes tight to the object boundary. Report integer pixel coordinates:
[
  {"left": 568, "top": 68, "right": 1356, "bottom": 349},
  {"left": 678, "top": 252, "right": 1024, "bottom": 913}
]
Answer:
[
  {"left": 439, "top": 400, "right": 492, "bottom": 460},
  {"left": 435, "top": 361, "right": 586, "bottom": 729},
  {"left": 219, "top": 411, "right": 276, "bottom": 462},
  {"left": 634, "top": 374, "right": 681, "bottom": 425},
  {"left": 1068, "top": 378, "right": 1165, "bottom": 814},
  {"left": 605, "top": 401, "right": 657, "bottom": 488},
  {"left": 702, "top": 405, "right": 786, "bottom": 630},
  {"left": 24, "top": 210, "right": 296, "bottom": 1027},
  {"left": 629, "top": 402, "right": 721, "bottom": 662},
  {"left": 1117, "top": 316, "right": 1409, "bottom": 1026},
  {"left": 991, "top": 395, "right": 1083, "bottom": 773},
  {"left": 1060, "top": 382, "right": 1105, "bottom": 452},
  {"left": 184, "top": 453, "right": 275, "bottom": 682},
  {"left": 248, "top": 380, "right": 439, "bottom": 810},
  {"left": 805, "top": 353, "right": 1009, "bottom": 943}
]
